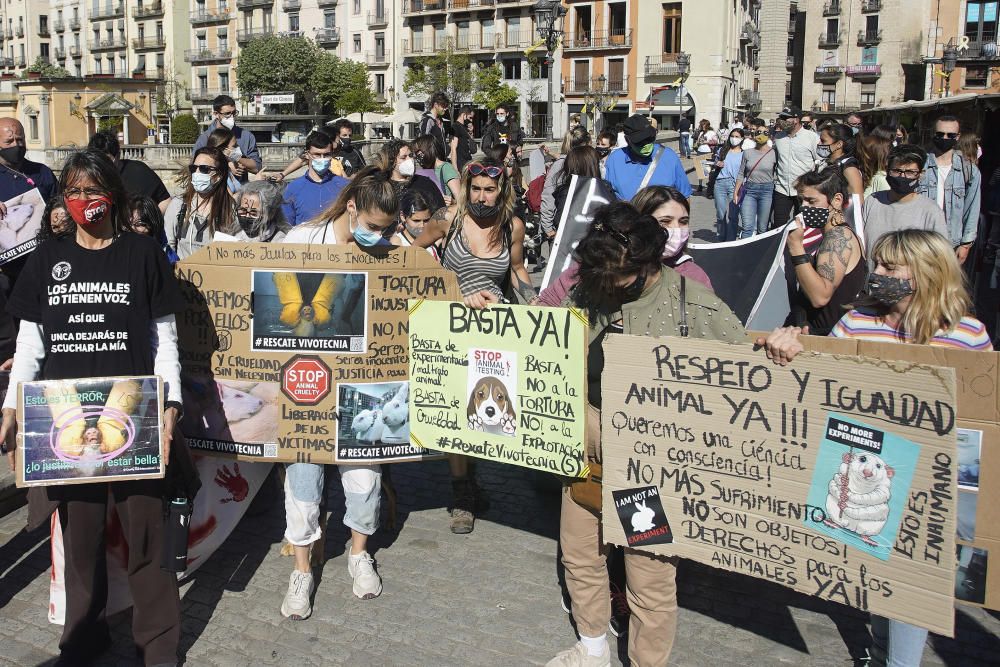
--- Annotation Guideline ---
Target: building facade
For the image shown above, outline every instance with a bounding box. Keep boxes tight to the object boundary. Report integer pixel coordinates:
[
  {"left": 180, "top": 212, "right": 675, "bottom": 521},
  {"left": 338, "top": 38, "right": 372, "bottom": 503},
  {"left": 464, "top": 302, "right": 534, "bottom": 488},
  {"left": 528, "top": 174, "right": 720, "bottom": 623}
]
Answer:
[
  {"left": 929, "top": 0, "right": 1000, "bottom": 98},
  {"left": 758, "top": 0, "right": 804, "bottom": 117}
]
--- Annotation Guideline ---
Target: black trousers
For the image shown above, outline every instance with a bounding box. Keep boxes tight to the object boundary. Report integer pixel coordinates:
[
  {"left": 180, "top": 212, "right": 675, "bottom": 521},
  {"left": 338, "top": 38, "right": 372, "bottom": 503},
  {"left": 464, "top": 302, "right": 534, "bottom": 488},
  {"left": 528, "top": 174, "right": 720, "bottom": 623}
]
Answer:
[
  {"left": 57, "top": 479, "right": 179, "bottom": 666},
  {"left": 771, "top": 191, "right": 801, "bottom": 230}
]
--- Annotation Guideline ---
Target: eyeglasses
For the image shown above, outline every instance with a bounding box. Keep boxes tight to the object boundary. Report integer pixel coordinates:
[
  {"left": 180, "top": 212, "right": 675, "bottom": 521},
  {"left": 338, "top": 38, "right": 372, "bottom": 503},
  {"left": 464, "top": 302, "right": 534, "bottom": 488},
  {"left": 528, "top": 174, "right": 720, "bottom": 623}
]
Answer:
[
  {"left": 466, "top": 163, "right": 503, "bottom": 178},
  {"left": 236, "top": 207, "right": 260, "bottom": 217},
  {"left": 64, "top": 187, "right": 107, "bottom": 199},
  {"left": 888, "top": 168, "right": 921, "bottom": 178},
  {"left": 935, "top": 131, "right": 959, "bottom": 139},
  {"left": 216, "top": 110, "right": 238, "bottom": 119},
  {"left": 188, "top": 164, "right": 218, "bottom": 174},
  {"left": 593, "top": 223, "right": 630, "bottom": 248}
]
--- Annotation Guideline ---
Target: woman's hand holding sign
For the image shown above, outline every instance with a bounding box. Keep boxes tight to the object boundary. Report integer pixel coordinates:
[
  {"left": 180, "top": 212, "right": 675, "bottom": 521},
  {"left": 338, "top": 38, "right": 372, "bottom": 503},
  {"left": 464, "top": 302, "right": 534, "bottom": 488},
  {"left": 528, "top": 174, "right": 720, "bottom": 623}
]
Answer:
[{"left": 755, "top": 326, "right": 807, "bottom": 366}]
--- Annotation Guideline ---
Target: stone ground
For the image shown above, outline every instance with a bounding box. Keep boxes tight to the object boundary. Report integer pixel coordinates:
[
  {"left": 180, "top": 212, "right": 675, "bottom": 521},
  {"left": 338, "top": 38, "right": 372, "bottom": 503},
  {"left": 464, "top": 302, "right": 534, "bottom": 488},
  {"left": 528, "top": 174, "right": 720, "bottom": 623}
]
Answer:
[{"left": 3, "top": 148, "right": 1000, "bottom": 666}]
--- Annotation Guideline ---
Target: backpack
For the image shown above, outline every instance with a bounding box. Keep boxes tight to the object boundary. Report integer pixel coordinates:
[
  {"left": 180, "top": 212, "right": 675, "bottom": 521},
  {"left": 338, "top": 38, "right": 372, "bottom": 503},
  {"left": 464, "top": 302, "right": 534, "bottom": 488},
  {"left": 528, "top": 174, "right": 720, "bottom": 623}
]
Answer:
[{"left": 526, "top": 173, "right": 546, "bottom": 214}]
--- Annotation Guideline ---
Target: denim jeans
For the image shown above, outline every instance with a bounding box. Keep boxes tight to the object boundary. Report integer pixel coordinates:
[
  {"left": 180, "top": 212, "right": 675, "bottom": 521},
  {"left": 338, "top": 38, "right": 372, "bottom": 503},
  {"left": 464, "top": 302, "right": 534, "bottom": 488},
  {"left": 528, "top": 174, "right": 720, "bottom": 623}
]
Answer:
[
  {"left": 738, "top": 181, "right": 774, "bottom": 237},
  {"left": 284, "top": 461, "right": 381, "bottom": 544},
  {"left": 869, "top": 615, "right": 928, "bottom": 667},
  {"left": 714, "top": 176, "right": 738, "bottom": 241},
  {"left": 679, "top": 132, "right": 691, "bottom": 158}
]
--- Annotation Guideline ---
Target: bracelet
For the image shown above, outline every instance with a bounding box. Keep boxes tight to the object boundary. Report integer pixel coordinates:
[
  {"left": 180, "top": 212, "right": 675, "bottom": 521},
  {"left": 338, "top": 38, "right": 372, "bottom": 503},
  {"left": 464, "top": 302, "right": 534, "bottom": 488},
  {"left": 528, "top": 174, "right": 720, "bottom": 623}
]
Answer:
[{"left": 790, "top": 253, "right": 811, "bottom": 266}]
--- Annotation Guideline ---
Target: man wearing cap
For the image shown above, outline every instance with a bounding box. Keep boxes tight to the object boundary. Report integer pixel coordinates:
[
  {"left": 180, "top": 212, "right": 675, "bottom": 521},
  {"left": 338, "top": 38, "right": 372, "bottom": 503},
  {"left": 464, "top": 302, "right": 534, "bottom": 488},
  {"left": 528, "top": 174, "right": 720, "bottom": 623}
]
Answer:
[
  {"left": 771, "top": 106, "right": 819, "bottom": 228},
  {"left": 605, "top": 114, "right": 692, "bottom": 201}
]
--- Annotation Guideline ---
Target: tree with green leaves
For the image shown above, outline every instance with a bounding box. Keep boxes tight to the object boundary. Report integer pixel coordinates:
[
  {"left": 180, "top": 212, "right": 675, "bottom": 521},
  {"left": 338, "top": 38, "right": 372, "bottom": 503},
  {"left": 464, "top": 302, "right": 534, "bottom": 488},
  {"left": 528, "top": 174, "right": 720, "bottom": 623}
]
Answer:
[
  {"left": 311, "top": 54, "right": 379, "bottom": 117},
  {"left": 473, "top": 64, "right": 518, "bottom": 111},
  {"left": 22, "top": 56, "right": 71, "bottom": 79},
  {"left": 171, "top": 114, "right": 199, "bottom": 143},
  {"left": 336, "top": 63, "right": 389, "bottom": 122},
  {"left": 236, "top": 35, "right": 321, "bottom": 112},
  {"left": 402, "top": 43, "right": 474, "bottom": 111}
]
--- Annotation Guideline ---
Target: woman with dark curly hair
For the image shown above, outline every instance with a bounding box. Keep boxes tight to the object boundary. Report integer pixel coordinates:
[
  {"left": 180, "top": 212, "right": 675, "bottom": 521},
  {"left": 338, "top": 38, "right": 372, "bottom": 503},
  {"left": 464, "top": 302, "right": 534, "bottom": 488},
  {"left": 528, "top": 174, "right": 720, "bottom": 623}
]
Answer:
[{"left": 38, "top": 195, "right": 72, "bottom": 240}]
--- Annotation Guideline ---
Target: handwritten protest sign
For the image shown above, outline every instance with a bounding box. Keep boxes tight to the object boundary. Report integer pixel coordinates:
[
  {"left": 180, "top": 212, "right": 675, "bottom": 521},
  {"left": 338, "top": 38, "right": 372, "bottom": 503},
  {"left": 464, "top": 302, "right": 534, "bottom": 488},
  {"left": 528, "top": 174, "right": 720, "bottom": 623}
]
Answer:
[
  {"left": 540, "top": 176, "right": 613, "bottom": 291},
  {"left": 408, "top": 300, "right": 588, "bottom": 476},
  {"left": 175, "top": 243, "right": 461, "bottom": 464},
  {"left": 17, "top": 376, "right": 164, "bottom": 487},
  {"left": 601, "top": 335, "right": 958, "bottom": 636}
]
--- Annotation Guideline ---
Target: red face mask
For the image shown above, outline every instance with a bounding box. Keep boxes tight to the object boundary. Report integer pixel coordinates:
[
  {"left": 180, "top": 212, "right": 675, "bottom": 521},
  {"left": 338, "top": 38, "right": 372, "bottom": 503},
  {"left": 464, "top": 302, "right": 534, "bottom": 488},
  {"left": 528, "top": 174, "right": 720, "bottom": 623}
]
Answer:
[{"left": 66, "top": 195, "right": 112, "bottom": 227}]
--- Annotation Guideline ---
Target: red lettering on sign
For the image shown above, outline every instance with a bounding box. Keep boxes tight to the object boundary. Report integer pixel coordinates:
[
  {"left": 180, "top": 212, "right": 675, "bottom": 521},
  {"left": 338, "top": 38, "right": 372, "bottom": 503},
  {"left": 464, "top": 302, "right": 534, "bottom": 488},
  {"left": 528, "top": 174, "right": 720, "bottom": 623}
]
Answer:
[{"left": 281, "top": 355, "right": 332, "bottom": 405}]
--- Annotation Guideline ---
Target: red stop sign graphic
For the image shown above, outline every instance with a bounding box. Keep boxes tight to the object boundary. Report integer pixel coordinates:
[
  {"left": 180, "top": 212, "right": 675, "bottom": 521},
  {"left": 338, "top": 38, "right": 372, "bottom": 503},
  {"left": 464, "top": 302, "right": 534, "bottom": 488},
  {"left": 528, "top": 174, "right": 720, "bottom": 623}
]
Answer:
[{"left": 281, "top": 356, "right": 332, "bottom": 405}]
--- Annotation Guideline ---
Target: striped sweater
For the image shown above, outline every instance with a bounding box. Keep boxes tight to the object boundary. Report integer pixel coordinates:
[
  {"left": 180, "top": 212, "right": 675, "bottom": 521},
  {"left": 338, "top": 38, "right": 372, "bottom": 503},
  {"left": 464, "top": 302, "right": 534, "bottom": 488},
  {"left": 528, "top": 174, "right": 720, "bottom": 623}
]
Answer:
[{"left": 830, "top": 308, "right": 991, "bottom": 350}]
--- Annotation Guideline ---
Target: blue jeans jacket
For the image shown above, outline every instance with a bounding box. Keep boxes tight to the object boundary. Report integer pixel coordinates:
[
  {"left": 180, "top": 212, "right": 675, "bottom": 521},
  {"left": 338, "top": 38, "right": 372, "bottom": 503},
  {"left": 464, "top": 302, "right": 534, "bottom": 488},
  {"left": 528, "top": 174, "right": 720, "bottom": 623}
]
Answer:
[{"left": 918, "top": 153, "right": 981, "bottom": 246}]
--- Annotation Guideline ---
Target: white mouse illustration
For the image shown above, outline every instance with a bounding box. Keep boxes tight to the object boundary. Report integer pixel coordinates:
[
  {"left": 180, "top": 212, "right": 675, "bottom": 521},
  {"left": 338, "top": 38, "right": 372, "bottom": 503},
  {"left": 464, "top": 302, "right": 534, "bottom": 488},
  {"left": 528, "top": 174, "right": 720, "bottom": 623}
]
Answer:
[
  {"left": 630, "top": 500, "right": 656, "bottom": 533},
  {"left": 824, "top": 452, "right": 894, "bottom": 546}
]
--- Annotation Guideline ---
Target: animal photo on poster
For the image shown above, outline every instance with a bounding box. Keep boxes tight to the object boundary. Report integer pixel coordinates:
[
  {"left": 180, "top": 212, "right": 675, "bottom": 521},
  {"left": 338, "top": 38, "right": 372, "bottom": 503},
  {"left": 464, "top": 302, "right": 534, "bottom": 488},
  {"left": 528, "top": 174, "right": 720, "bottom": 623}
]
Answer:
[{"left": 466, "top": 348, "right": 517, "bottom": 437}]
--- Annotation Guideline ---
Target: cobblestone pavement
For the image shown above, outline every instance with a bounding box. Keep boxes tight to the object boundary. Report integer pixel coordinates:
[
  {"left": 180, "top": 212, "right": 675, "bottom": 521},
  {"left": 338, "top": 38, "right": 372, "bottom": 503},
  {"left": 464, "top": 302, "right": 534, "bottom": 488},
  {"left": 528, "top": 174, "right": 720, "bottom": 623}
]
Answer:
[{"left": 1, "top": 460, "right": 999, "bottom": 667}]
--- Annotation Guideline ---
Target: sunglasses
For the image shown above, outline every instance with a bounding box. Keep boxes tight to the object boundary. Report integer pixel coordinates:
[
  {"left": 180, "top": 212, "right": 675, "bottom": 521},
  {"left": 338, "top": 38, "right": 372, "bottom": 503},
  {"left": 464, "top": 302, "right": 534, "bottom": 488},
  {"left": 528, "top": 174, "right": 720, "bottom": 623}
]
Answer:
[
  {"left": 466, "top": 163, "right": 503, "bottom": 178},
  {"left": 188, "top": 164, "right": 218, "bottom": 174},
  {"left": 935, "top": 131, "right": 959, "bottom": 139},
  {"left": 593, "top": 223, "right": 630, "bottom": 248}
]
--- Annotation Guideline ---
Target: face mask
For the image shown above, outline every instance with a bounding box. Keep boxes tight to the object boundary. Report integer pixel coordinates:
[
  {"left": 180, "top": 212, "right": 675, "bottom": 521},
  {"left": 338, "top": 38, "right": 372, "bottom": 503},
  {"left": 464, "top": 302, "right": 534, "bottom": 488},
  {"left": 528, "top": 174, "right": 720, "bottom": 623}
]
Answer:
[
  {"left": 496, "top": 114, "right": 507, "bottom": 123},
  {"left": 66, "top": 195, "right": 113, "bottom": 227},
  {"left": 596, "top": 146, "right": 611, "bottom": 158},
  {"left": 340, "top": 137, "right": 352, "bottom": 151},
  {"left": 311, "top": 158, "right": 331, "bottom": 174},
  {"left": 886, "top": 174, "right": 919, "bottom": 196},
  {"left": 0, "top": 145, "right": 25, "bottom": 165},
  {"left": 933, "top": 136, "right": 957, "bottom": 153},
  {"left": 468, "top": 201, "right": 499, "bottom": 219},
  {"left": 638, "top": 142, "right": 655, "bottom": 157},
  {"left": 866, "top": 274, "right": 914, "bottom": 306},
  {"left": 351, "top": 210, "right": 386, "bottom": 247},
  {"left": 191, "top": 171, "right": 215, "bottom": 193},
  {"left": 850, "top": 126, "right": 860, "bottom": 136},
  {"left": 237, "top": 214, "right": 259, "bottom": 234},
  {"left": 219, "top": 116, "right": 236, "bottom": 130},
  {"left": 398, "top": 158, "right": 415, "bottom": 177},
  {"left": 227, "top": 146, "right": 242, "bottom": 162},
  {"left": 816, "top": 144, "right": 833, "bottom": 160},
  {"left": 802, "top": 122, "right": 813, "bottom": 130},
  {"left": 662, "top": 227, "right": 690, "bottom": 259},
  {"left": 730, "top": 136, "right": 743, "bottom": 147},
  {"left": 742, "top": 138, "right": 756, "bottom": 150},
  {"left": 619, "top": 271, "right": 646, "bottom": 304},
  {"left": 800, "top": 206, "right": 830, "bottom": 229},
  {"left": 755, "top": 134, "right": 770, "bottom": 145}
]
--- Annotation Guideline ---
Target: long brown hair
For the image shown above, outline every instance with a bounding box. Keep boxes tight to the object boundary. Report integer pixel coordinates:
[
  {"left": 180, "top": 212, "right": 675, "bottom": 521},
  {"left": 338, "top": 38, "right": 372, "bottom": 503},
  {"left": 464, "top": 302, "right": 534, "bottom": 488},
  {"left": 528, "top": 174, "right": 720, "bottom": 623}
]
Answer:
[
  {"left": 857, "top": 133, "right": 891, "bottom": 189},
  {"left": 453, "top": 158, "right": 516, "bottom": 249},
  {"left": 558, "top": 145, "right": 602, "bottom": 189},
  {"left": 306, "top": 165, "right": 398, "bottom": 227},
  {"left": 183, "top": 147, "right": 236, "bottom": 235}
]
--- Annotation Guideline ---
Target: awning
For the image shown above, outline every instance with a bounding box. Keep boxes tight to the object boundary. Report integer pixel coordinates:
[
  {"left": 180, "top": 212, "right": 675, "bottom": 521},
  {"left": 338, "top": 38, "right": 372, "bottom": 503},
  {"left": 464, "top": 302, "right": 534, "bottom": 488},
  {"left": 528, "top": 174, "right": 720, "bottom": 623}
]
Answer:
[
  {"left": 643, "top": 85, "right": 695, "bottom": 111},
  {"left": 330, "top": 112, "right": 386, "bottom": 124},
  {"left": 385, "top": 108, "right": 423, "bottom": 125},
  {"left": 855, "top": 93, "right": 1000, "bottom": 114}
]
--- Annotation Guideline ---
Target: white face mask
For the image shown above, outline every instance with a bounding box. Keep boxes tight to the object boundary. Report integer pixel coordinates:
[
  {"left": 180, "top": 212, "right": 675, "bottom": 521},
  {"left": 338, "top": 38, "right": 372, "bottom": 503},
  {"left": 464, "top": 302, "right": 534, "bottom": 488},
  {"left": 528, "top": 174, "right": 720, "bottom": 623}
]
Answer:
[
  {"left": 730, "top": 136, "right": 742, "bottom": 147},
  {"left": 191, "top": 171, "right": 215, "bottom": 193},
  {"left": 227, "top": 146, "right": 242, "bottom": 162},
  {"left": 219, "top": 116, "right": 236, "bottom": 130},
  {"left": 741, "top": 138, "right": 756, "bottom": 150},
  {"left": 496, "top": 114, "right": 507, "bottom": 123},
  {"left": 398, "top": 157, "right": 415, "bottom": 177}
]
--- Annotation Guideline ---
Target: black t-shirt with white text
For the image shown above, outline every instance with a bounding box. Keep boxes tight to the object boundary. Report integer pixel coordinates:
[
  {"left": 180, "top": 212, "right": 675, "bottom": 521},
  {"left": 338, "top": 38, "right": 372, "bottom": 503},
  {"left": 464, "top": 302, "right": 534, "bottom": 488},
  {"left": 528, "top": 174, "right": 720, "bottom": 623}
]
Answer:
[{"left": 7, "top": 232, "right": 184, "bottom": 381}]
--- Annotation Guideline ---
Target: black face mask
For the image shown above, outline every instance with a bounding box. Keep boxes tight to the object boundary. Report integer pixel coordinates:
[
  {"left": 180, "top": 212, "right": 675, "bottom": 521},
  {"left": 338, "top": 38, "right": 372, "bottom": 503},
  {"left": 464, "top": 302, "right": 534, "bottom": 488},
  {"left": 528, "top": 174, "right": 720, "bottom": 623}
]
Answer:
[
  {"left": 933, "top": 136, "right": 957, "bottom": 154},
  {"left": 0, "top": 145, "right": 25, "bottom": 166},
  {"left": 800, "top": 206, "right": 830, "bottom": 229},
  {"left": 619, "top": 271, "right": 646, "bottom": 304},
  {"left": 468, "top": 201, "right": 499, "bottom": 219},
  {"left": 237, "top": 214, "right": 259, "bottom": 233},
  {"left": 596, "top": 146, "right": 611, "bottom": 158},
  {"left": 340, "top": 138, "right": 352, "bottom": 151},
  {"left": 886, "top": 175, "right": 919, "bottom": 196},
  {"left": 865, "top": 274, "right": 913, "bottom": 306}
]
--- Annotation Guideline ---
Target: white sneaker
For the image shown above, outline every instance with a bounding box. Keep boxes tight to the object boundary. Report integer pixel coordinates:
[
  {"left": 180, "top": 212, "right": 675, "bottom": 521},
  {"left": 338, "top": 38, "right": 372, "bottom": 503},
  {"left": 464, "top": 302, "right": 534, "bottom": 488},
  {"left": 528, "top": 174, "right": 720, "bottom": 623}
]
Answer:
[
  {"left": 545, "top": 641, "right": 611, "bottom": 667},
  {"left": 348, "top": 551, "right": 383, "bottom": 600},
  {"left": 280, "top": 570, "right": 314, "bottom": 620}
]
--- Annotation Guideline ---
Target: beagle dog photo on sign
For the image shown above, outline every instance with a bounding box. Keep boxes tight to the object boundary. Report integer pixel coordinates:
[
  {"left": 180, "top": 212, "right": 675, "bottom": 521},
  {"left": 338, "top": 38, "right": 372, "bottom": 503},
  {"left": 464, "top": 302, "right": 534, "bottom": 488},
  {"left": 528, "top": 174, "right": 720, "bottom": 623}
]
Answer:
[{"left": 467, "top": 376, "right": 517, "bottom": 437}]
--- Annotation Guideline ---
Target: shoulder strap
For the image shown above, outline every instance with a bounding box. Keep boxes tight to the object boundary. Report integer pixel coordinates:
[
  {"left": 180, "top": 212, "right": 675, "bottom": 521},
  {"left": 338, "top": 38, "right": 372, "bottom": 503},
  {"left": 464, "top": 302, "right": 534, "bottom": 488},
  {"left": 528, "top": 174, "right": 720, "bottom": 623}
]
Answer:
[
  {"left": 440, "top": 209, "right": 462, "bottom": 259},
  {"left": 744, "top": 150, "right": 769, "bottom": 179},
  {"left": 175, "top": 200, "right": 188, "bottom": 240},
  {"left": 639, "top": 144, "right": 666, "bottom": 191},
  {"left": 678, "top": 276, "right": 689, "bottom": 337}
]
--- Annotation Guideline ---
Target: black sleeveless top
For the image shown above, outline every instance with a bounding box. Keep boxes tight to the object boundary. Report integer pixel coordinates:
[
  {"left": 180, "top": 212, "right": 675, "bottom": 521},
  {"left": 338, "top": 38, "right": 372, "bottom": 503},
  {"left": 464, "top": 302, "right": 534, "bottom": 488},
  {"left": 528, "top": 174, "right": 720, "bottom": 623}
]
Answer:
[{"left": 803, "top": 226, "right": 867, "bottom": 336}]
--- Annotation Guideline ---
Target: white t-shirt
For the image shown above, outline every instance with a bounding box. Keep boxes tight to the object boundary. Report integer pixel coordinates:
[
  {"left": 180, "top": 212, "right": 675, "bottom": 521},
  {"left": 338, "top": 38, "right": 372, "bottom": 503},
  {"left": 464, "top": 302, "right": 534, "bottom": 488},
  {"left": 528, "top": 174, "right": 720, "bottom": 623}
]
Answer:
[{"left": 936, "top": 164, "right": 951, "bottom": 211}]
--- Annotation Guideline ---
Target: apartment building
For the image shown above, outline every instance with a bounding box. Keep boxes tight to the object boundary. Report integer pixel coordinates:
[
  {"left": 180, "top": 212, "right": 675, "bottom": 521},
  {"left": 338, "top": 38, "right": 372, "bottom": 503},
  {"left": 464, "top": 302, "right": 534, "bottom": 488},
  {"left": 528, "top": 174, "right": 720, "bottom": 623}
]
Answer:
[
  {"left": 801, "top": 0, "right": 929, "bottom": 114},
  {"left": 401, "top": 0, "right": 556, "bottom": 138},
  {"left": 635, "top": 0, "right": 759, "bottom": 129},
  {"left": 930, "top": 0, "right": 1000, "bottom": 97},
  {"left": 758, "top": 0, "right": 804, "bottom": 117}
]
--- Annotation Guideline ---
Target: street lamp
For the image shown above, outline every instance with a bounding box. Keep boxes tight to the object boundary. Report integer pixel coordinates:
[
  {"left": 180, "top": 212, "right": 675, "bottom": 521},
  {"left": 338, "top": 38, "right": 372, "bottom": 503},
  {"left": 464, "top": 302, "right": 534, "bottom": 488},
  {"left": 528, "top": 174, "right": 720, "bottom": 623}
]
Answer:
[
  {"left": 676, "top": 51, "right": 690, "bottom": 131},
  {"left": 533, "top": 0, "right": 566, "bottom": 140},
  {"left": 942, "top": 41, "right": 958, "bottom": 98},
  {"left": 583, "top": 74, "right": 620, "bottom": 132}
]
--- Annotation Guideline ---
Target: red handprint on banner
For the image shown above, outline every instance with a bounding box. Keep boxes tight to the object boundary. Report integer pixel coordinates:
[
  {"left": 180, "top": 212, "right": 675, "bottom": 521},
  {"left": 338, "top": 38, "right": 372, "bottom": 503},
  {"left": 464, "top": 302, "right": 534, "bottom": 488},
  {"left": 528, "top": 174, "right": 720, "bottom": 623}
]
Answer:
[{"left": 214, "top": 462, "right": 249, "bottom": 503}]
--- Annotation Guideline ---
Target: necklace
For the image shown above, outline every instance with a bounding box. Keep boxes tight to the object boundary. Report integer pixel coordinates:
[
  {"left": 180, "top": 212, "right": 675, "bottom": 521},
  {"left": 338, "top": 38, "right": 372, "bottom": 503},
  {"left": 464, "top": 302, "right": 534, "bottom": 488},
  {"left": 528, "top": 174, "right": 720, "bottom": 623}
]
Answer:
[{"left": 0, "top": 161, "right": 34, "bottom": 186}]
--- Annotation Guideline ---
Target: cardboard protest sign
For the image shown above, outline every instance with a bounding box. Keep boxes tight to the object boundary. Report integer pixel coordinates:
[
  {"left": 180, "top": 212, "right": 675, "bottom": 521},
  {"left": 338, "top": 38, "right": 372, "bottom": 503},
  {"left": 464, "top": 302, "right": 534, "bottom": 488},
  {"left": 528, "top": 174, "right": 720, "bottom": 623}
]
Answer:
[
  {"left": 779, "top": 333, "right": 1000, "bottom": 612},
  {"left": 175, "top": 242, "right": 461, "bottom": 464},
  {"left": 17, "top": 376, "right": 164, "bottom": 487},
  {"left": 540, "top": 175, "right": 613, "bottom": 291},
  {"left": 0, "top": 187, "right": 44, "bottom": 264},
  {"left": 408, "top": 299, "right": 588, "bottom": 476},
  {"left": 601, "top": 335, "right": 958, "bottom": 636}
]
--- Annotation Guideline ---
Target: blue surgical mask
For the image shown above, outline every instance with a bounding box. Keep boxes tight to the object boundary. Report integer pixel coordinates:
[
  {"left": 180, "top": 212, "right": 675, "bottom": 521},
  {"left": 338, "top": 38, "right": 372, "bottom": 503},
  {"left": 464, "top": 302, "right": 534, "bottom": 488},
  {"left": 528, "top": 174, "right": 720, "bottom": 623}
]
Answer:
[
  {"left": 311, "top": 158, "right": 331, "bottom": 174},
  {"left": 191, "top": 171, "right": 215, "bottom": 193},
  {"left": 351, "top": 210, "right": 386, "bottom": 247}
]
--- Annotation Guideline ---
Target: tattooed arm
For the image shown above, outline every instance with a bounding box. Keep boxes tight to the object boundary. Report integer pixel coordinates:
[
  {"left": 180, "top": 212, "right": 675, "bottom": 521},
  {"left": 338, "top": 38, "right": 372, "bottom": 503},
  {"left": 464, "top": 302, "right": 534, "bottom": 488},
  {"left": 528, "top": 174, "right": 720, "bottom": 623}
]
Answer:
[
  {"left": 790, "top": 224, "right": 859, "bottom": 308},
  {"left": 412, "top": 205, "right": 455, "bottom": 249}
]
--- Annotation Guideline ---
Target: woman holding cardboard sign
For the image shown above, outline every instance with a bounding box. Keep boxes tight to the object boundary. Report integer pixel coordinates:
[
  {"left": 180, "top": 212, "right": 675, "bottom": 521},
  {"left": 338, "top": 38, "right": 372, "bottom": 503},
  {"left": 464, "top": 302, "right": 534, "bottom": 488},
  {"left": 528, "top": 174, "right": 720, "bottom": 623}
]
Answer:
[
  {"left": 545, "top": 202, "right": 745, "bottom": 667},
  {"left": 759, "top": 229, "right": 990, "bottom": 667},
  {"left": 0, "top": 149, "right": 186, "bottom": 666}
]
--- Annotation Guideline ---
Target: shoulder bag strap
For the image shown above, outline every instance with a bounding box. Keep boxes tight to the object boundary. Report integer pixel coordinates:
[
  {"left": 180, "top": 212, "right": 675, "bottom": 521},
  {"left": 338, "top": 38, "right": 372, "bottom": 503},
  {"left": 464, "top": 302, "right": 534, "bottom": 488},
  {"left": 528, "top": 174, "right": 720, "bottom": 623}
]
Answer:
[
  {"left": 679, "top": 276, "right": 689, "bottom": 337},
  {"left": 744, "top": 150, "right": 770, "bottom": 180},
  {"left": 639, "top": 144, "right": 667, "bottom": 191}
]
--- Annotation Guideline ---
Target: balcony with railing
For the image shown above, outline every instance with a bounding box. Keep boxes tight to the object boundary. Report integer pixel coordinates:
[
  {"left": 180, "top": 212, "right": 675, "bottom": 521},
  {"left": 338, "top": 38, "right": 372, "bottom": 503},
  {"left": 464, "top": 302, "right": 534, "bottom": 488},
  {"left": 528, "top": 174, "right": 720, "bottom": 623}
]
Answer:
[
  {"left": 15, "top": 56, "right": 25, "bottom": 67},
  {"left": 133, "top": 2, "right": 165, "bottom": 18},
  {"left": 956, "top": 38, "right": 1000, "bottom": 60},
  {"left": 38, "top": 24, "right": 50, "bottom": 37},
  {"left": 190, "top": 7, "right": 233, "bottom": 24},
  {"left": 282, "top": 0, "right": 300, "bottom": 8},
  {"left": 857, "top": 29, "right": 882, "bottom": 46},
  {"left": 818, "top": 31, "right": 842, "bottom": 48},
  {"left": 184, "top": 47, "right": 233, "bottom": 62},
  {"left": 786, "top": 55, "right": 796, "bottom": 68},
  {"left": 91, "top": 2, "right": 125, "bottom": 20},
  {"left": 563, "top": 29, "right": 632, "bottom": 51},
  {"left": 89, "top": 37, "right": 127, "bottom": 51},
  {"left": 823, "top": 0, "right": 840, "bottom": 16},
  {"left": 0, "top": 58, "right": 13, "bottom": 68},
  {"left": 315, "top": 27, "right": 340, "bottom": 45},
  {"left": 54, "top": 47, "right": 66, "bottom": 59},
  {"left": 190, "top": 88, "right": 226, "bottom": 102},
  {"left": 70, "top": 45, "right": 81, "bottom": 57},
  {"left": 814, "top": 65, "right": 845, "bottom": 80},
  {"left": 316, "top": 0, "right": 338, "bottom": 7},
  {"left": 644, "top": 54, "right": 680, "bottom": 77},
  {"left": 740, "top": 89, "right": 761, "bottom": 107},
  {"left": 53, "top": 19, "right": 65, "bottom": 32},
  {"left": 237, "top": 0, "right": 274, "bottom": 9},
  {"left": 69, "top": 18, "right": 81, "bottom": 30},
  {"left": 365, "top": 50, "right": 390, "bottom": 67},
  {"left": 401, "top": 0, "right": 447, "bottom": 16},
  {"left": 237, "top": 27, "right": 274, "bottom": 43},
  {"left": 788, "top": 17, "right": 796, "bottom": 32},
  {"left": 452, "top": 34, "right": 489, "bottom": 52},
  {"left": 447, "top": 0, "right": 495, "bottom": 9},
  {"left": 367, "top": 10, "right": 388, "bottom": 26},
  {"left": 496, "top": 31, "right": 536, "bottom": 50},
  {"left": 861, "top": 0, "right": 881, "bottom": 12},
  {"left": 846, "top": 63, "right": 881, "bottom": 79},
  {"left": 132, "top": 36, "right": 167, "bottom": 50},
  {"left": 15, "top": 25, "right": 23, "bottom": 38},
  {"left": 565, "top": 75, "right": 629, "bottom": 96}
]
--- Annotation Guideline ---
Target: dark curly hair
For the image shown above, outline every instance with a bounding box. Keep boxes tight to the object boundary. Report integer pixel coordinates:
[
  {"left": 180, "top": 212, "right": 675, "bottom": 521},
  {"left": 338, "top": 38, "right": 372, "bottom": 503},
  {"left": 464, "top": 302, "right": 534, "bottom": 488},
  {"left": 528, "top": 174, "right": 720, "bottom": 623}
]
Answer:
[
  {"left": 572, "top": 201, "right": 666, "bottom": 316},
  {"left": 38, "top": 194, "right": 72, "bottom": 240}
]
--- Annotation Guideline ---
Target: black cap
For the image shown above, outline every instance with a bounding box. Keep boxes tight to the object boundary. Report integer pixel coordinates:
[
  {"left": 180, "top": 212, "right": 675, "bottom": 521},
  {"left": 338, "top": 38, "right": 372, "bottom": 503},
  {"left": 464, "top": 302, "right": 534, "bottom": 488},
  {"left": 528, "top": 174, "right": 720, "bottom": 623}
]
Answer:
[
  {"left": 777, "top": 106, "right": 802, "bottom": 119},
  {"left": 622, "top": 114, "right": 656, "bottom": 154}
]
